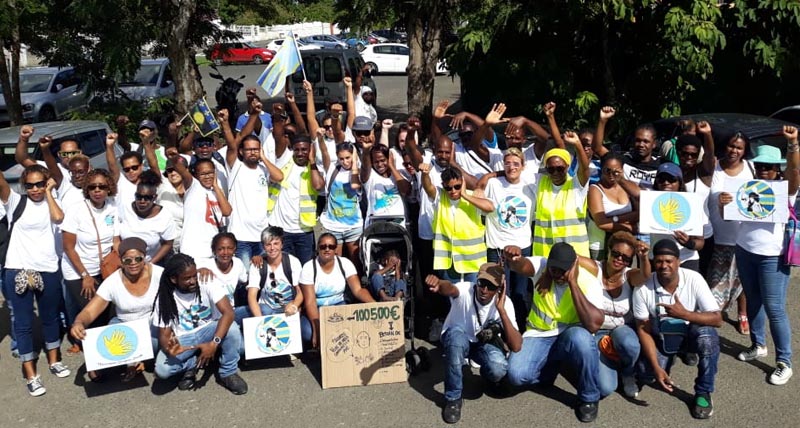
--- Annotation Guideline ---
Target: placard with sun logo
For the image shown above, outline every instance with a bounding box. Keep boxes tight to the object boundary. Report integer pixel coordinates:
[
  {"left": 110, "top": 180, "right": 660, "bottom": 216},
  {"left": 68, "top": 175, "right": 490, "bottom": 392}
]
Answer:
[
  {"left": 83, "top": 318, "right": 154, "bottom": 371},
  {"left": 724, "top": 179, "right": 789, "bottom": 223},
  {"left": 639, "top": 191, "right": 704, "bottom": 235}
]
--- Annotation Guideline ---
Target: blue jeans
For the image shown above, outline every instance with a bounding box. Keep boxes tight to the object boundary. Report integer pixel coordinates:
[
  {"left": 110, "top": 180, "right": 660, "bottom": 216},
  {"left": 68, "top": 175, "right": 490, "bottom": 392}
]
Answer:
[
  {"left": 301, "top": 301, "right": 345, "bottom": 343},
  {"left": 234, "top": 305, "right": 278, "bottom": 355},
  {"left": 637, "top": 324, "right": 719, "bottom": 395},
  {"left": 0, "top": 270, "right": 17, "bottom": 352},
  {"left": 596, "top": 325, "right": 641, "bottom": 397},
  {"left": 4, "top": 269, "right": 63, "bottom": 362},
  {"left": 109, "top": 316, "right": 160, "bottom": 357},
  {"left": 283, "top": 231, "right": 315, "bottom": 265},
  {"left": 488, "top": 246, "right": 531, "bottom": 330},
  {"left": 234, "top": 241, "right": 262, "bottom": 274},
  {"left": 443, "top": 326, "right": 509, "bottom": 401},
  {"left": 369, "top": 274, "right": 407, "bottom": 299},
  {"left": 438, "top": 268, "right": 477, "bottom": 285},
  {"left": 154, "top": 321, "right": 242, "bottom": 379},
  {"left": 507, "top": 326, "right": 601, "bottom": 403},
  {"left": 736, "top": 246, "right": 792, "bottom": 366}
]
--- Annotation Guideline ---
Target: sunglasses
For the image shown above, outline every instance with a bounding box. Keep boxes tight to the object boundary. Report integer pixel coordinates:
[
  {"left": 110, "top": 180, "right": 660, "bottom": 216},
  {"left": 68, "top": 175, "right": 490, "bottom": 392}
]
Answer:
[
  {"left": 476, "top": 280, "right": 499, "bottom": 292},
  {"left": 602, "top": 167, "right": 621, "bottom": 176},
  {"left": 269, "top": 272, "right": 277, "bottom": 288},
  {"left": 194, "top": 140, "right": 215, "bottom": 148},
  {"left": 86, "top": 184, "right": 109, "bottom": 191},
  {"left": 134, "top": 193, "right": 156, "bottom": 201},
  {"left": 679, "top": 151, "right": 699, "bottom": 159},
  {"left": 656, "top": 173, "right": 678, "bottom": 183},
  {"left": 443, "top": 183, "right": 462, "bottom": 191},
  {"left": 122, "top": 164, "right": 141, "bottom": 173},
  {"left": 354, "top": 131, "right": 371, "bottom": 137},
  {"left": 610, "top": 249, "right": 634, "bottom": 264},
  {"left": 121, "top": 256, "right": 144, "bottom": 265},
  {"left": 58, "top": 150, "right": 80, "bottom": 157},
  {"left": 458, "top": 131, "right": 474, "bottom": 138},
  {"left": 318, "top": 244, "right": 336, "bottom": 251},
  {"left": 754, "top": 162, "right": 777, "bottom": 171},
  {"left": 322, "top": 124, "right": 333, "bottom": 130},
  {"left": 546, "top": 166, "right": 566, "bottom": 175},
  {"left": 24, "top": 180, "right": 46, "bottom": 190},
  {"left": 164, "top": 167, "right": 176, "bottom": 175}
]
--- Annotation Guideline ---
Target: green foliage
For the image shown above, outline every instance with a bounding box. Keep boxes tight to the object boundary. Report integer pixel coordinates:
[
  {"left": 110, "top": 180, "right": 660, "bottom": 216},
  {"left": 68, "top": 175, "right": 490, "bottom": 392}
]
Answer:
[{"left": 68, "top": 96, "right": 176, "bottom": 136}]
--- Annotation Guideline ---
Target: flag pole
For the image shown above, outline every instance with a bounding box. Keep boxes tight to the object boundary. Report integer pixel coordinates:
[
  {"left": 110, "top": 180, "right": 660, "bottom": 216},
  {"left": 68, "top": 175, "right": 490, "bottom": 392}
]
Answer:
[
  {"left": 289, "top": 31, "right": 307, "bottom": 81},
  {"left": 177, "top": 112, "right": 190, "bottom": 124}
]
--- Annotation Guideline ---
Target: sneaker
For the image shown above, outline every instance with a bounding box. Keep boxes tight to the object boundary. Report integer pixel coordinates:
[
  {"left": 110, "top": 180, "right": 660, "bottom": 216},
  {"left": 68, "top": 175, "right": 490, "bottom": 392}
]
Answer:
[
  {"left": 621, "top": 375, "right": 639, "bottom": 398},
  {"left": 11, "top": 349, "right": 19, "bottom": 359},
  {"left": 769, "top": 362, "right": 793, "bottom": 385},
  {"left": 680, "top": 352, "right": 699, "bottom": 366},
  {"left": 219, "top": 373, "right": 248, "bottom": 395},
  {"left": 442, "top": 398, "right": 462, "bottom": 424},
  {"left": 49, "top": 361, "right": 71, "bottom": 378},
  {"left": 692, "top": 393, "right": 714, "bottom": 419},
  {"left": 468, "top": 358, "right": 481, "bottom": 369},
  {"left": 738, "top": 345, "right": 768, "bottom": 362},
  {"left": 576, "top": 401, "right": 598, "bottom": 423},
  {"left": 26, "top": 376, "right": 46, "bottom": 397},
  {"left": 177, "top": 368, "right": 197, "bottom": 391}
]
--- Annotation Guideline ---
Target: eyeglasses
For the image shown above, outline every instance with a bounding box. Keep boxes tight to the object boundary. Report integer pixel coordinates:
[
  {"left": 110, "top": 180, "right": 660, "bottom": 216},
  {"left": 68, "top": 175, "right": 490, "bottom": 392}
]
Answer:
[
  {"left": 122, "top": 164, "right": 141, "bottom": 173},
  {"left": 86, "top": 184, "right": 109, "bottom": 191},
  {"left": 655, "top": 173, "right": 678, "bottom": 183},
  {"left": 476, "top": 280, "right": 499, "bottom": 291},
  {"left": 679, "top": 151, "right": 699, "bottom": 159},
  {"left": 754, "top": 162, "right": 776, "bottom": 171},
  {"left": 546, "top": 166, "right": 566, "bottom": 175},
  {"left": 164, "top": 168, "right": 176, "bottom": 175},
  {"left": 24, "top": 180, "right": 46, "bottom": 190},
  {"left": 322, "top": 124, "right": 333, "bottom": 130},
  {"left": 318, "top": 244, "right": 336, "bottom": 251},
  {"left": 194, "top": 140, "right": 215, "bottom": 148},
  {"left": 134, "top": 193, "right": 156, "bottom": 201},
  {"left": 609, "top": 249, "right": 634, "bottom": 264},
  {"left": 443, "top": 183, "right": 462, "bottom": 191},
  {"left": 58, "top": 150, "right": 80, "bottom": 158},
  {"left": 121, "top": 256, "right": 144, "bottom": 265},
  {"left": 602, "top": 167, "right": 621, "bottom": 176}
]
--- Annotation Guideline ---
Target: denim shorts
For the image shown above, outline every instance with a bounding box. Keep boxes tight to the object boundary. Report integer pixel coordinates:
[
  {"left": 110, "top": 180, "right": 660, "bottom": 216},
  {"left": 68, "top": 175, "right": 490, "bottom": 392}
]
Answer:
[{"left": 326, "top": 225, "right": 363, "bottom": 244}]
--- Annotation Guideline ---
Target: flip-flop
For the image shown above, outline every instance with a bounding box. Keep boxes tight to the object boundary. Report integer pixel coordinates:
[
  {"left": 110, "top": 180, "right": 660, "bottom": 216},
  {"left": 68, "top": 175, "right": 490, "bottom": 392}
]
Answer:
[
  {"left": 66, "top": 343, "right": 82, "bottom": 356},
  {"left": 88, "top": 370, "right": 104, "bottom": 383},
  {"left": 121, "top": 363, "right": 144, "bottom": 383}
]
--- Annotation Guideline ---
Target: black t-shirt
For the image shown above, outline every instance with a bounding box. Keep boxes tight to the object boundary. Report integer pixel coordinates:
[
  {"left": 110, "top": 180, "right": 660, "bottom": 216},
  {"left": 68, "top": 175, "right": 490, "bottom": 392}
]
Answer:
[{"left": 622, "top": 153, "right": 661, "bottom": 189}]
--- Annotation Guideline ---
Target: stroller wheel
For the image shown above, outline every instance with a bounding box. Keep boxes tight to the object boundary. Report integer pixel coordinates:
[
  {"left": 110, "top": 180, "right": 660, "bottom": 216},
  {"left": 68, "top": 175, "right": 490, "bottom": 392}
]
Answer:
[
  {"left": 405, "top": 350, "right": 422, "bottom": 375},
  {"left": 416, "top": 347, "right": 432, "bottom": 372}
]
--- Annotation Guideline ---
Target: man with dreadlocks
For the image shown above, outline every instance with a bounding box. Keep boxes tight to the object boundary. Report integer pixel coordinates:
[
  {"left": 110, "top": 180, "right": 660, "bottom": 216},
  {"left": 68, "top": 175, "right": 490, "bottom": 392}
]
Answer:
[{"left": 152, "top": 254, "right": 248, "bottom": 394}]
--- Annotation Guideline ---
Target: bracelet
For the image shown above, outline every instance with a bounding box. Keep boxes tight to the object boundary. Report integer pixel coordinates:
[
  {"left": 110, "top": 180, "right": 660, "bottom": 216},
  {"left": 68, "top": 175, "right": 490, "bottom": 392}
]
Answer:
[
  {"left": 683, "top": 239, "right": 696, "bottom": 250},
  {"left": 788, "top": 144, "right": 799, "bottom": 153}
]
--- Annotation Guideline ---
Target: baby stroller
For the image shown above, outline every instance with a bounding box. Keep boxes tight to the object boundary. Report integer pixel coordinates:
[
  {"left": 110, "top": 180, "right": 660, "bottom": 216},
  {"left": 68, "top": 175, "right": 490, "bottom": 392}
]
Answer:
[{"left": 359, "top": 220, "right": 431, "bottom": 375}]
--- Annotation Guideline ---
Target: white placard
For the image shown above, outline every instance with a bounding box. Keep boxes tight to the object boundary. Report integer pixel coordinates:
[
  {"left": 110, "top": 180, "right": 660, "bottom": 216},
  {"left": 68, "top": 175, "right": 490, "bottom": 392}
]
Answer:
[
  {"left": 83, "top": 318, "right": 154, "bottom": 371},
  {"left": 242, "top": 314, "right": 303, "bottom": 360},
  {"left": 723, "top": 179, "right": 789, "bottom": 223},
  {"left": 639, "top": 191, "right": 704, "bottom": 235}
]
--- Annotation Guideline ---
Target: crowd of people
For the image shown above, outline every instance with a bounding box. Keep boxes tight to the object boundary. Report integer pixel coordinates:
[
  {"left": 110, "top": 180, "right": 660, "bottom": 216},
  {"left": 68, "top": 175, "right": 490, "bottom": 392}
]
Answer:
[{"left": 1, "top": 68, "right": 798, "bottom": 424}]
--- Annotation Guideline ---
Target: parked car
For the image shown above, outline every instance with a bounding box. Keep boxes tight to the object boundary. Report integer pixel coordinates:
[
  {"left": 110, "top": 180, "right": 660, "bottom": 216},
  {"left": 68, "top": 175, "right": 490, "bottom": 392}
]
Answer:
[
  {"left": 368, "top": 32, "right": 389, "bottom": 43},
  {"left": 338, "top": 33, "right": 372, "bottom": 50},
  {"left": 267, "top": 38, "right": 323, "bottom": 52},
  {"left": 371, "top": 29, "right": 407, "bottom": 43},
  {"left": 208, "top": 42, "right": 275, "bottom": 65},
  {"left": 118, "top": 58, "right": 175, "bottom": 101},
  {"left": 0, "top": 66, "right": 90, "bottom": 124},
  {"left": 0, "top": 120, "right": 123, "bottom": 183},
  {"left": 360, "top": 43, "right": 447, "bottom": 74},
  {"left": 299, "top": 35, "right": 347, "bottom": 50},
  {"left": 771, "top": 105, "right": 800, "bottom": 127},
  {"left": 287, "top": 48, "right": 377, "bottom": 110}
]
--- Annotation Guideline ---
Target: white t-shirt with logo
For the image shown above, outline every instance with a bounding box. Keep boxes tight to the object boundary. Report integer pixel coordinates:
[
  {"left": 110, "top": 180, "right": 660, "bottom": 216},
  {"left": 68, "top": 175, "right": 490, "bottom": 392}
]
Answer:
[
  {"left": 484, "top": 176, "right": 536, "bottom": 249},
  {"left": 319, "top": 165, "right": 363, "bottom": 232},
  {"left": 153, "top": 281, "right": 226, "bottom": 337},
  {"left": 96, "top": 265, "right": 164, "bottom": 322},
  {"left": 179, "top": 179, "right": 224, "bottom": 261},
  {"left": 365, "top": 172, "right": 405, "bottom": 225},
  {"left": 299, "top": 257, "right": 358, "bottom": 307},
  {"left": 117, "top": 202, "right": 178, "bottom": 262},
  {"left": 441, "top": 281, "right": 517, "bottom": 343},
  {"left": 247, "top": 254, "right": 302, "bottom": 310},
  {"left": 227, "top": 161, "right": 271, "bottom": 242},
  {"left": 196, "top": 257, "right": 248, "bottom": 307},
  {"left": 60, "top": 200, "right": 119, "bottom": 280},
  {"left": 3, "top": 190, "right": 60, "bottom": 272}
]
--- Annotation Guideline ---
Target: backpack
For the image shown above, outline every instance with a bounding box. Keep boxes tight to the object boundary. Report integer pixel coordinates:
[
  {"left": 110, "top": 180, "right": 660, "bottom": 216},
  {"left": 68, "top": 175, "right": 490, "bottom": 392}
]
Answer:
[
  {"left": 258, "top": 252, "right": 294, "bottom": 292},
  {"left": 0, "top": 195, "right": 28, "bottom": 266}
]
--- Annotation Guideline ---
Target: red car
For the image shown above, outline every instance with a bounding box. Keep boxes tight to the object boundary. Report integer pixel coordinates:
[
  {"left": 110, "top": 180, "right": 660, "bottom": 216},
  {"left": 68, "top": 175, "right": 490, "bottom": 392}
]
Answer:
[{"left": 208, "top": 42, "right": 275, "bottom": 65}]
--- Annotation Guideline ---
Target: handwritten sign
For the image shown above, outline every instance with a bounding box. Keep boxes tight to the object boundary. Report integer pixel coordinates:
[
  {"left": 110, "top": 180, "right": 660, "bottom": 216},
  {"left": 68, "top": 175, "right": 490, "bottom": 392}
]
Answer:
[
  {"left": 242, "top": 314, "right": 303, "bottom": 360},
  {"left": 724, "top": 179, "right": 789, "bottom": 223},
  {"left": 639, "top": 191, "right": 704, "bottom": 235},
  {"left": 319, "top": 301, "right": 406, "bottom": 389},
  {"left": 83, "top": 318, "right": 154, "bottom": 371}
]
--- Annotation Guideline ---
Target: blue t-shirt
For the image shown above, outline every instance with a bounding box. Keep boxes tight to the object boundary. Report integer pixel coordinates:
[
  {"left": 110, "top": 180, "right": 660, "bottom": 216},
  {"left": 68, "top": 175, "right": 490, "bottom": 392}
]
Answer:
[{"left": 236, "top": 112, "right": 273, "bottom": 133}]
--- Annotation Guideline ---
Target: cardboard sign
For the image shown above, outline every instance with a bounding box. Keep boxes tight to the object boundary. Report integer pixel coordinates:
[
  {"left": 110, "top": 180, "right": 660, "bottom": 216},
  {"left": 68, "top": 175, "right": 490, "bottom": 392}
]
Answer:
[
  {"left": 83, "top": 318, "right": 154, "bottom": 371},
  {"left": 242, "top": 314, "right": 303, "bottom": 360},
  {"left": 723, "top": 179, "right": 789, "bottom": 223},
  {"left": 319, "top": 301, "right": 406, "bottom": 389},
  {"left": 639, "top": 191, "right": 704, "bottom": 235}
]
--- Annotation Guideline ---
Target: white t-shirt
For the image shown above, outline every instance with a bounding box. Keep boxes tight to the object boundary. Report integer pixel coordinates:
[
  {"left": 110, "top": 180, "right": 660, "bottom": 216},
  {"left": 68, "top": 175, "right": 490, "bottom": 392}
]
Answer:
[
  {"left": 441, "top": 281, "right": 518, "bottom": 343},
  {"left": 3, "top": 191, "right": 60, "bottom": 272},
  {"left": 57, "top": 181, "right": 85, "bottom": 212},
  {"left": 227, "top": 160, "right": 271, "bottom": 242},
  {"left": 594, "top": 263, "right": 633, "bottom": 330},
  {"left": 60, "top": 200, "right": 118, "bottom": 280},
  {"left": 455, "top": 143, "right": 503, "bottom": 179},
  {"left": 485, "top": 177, "right": 536, "bottom": 249},
  {"left": 196, "top": 257, "right": 248, "bottom": 307},
  {"left": 157, "top": 184, "right": 184, "bottom": 252},
  {"left": 685, "top": 172, "right": 713, "bottom": 238},
  {"left": 153, "top": 281, "right": 226, "bottom": 337},
  {"left": 268, "top": 162, "right": 308, "bottom": 234},
  {"left": 417, "top": 152, "right": 442, "bottom": 240},
  {"left": 737, "top": 193, "right": 797, "bottom": 256},
  {"left": 179, "top": 179, "right": 224, "bottom": 261},
  {"left": 299, "top": 257, "right": 358, "bottom": 307},
  {"left": 319, "top": 164, "right": 363, "bottom": 232},
  {"left": 246, "top": 254, "right": 303, "bottom": 310},
  {"left": 365, "top": 171, "right": 405, "bottom": 225},
  {"left": 315, "top": 137, "right": 337, "bottom": 196},
  {"left": 117, "top": 202, "right": 178, "bottom": 262},
  {"left": 116, "top": 176, "right": 138, "bottom": 214},
  {"left": 96, "top": 265, "right": 164, "bottom": 322},
  {"left": 632, "top": 269, "right": 720, "bottom": 323},
  {"left": 491, "top": 145, "right": 541, "bottom": 186},
  {"left": 522, "top": 256, "right": 605, "bottom": 338},
  {"left": 709, "top": 162, "right": 754, "bottom": 245}
]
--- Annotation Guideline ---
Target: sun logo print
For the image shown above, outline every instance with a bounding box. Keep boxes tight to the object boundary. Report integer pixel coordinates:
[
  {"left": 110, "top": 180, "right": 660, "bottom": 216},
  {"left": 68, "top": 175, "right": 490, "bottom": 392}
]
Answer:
[
  {"left": 652, "top": 193, "right": 690, "bottom": 231},
  {"left": 96, "top": 325, "right": 139, "bottom": 361}
]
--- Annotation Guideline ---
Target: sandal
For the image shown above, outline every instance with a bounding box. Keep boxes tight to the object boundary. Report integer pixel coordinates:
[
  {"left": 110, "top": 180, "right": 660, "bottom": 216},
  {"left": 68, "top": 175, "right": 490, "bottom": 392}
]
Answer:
[
  {"left": 738, "top": 315, "right": 750, "bottom": 335},
  {"left": 121, "top": 363, "right": 144, "bottom": 383},
  {"left": 88, "top": 370, "right": 105, "bottom": 383},
  {"left": 66, "top": 343, "right": 82, "bottom": 356}
]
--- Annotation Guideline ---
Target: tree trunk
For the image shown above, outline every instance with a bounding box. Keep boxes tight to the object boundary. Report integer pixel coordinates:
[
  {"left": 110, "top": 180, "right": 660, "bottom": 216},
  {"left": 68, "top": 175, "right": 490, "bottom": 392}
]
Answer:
[
  {"left": 600, "top": 13, "right": 616, "bottom": 103},
  {"left": 166, "top": 0, "right": 204, "bottom": 114},
  {"left": 406, "top": 3, "right": 443, "bottom": 133},
  {"left": 1, "top": 1, "right": 24, "bottom": 125}
]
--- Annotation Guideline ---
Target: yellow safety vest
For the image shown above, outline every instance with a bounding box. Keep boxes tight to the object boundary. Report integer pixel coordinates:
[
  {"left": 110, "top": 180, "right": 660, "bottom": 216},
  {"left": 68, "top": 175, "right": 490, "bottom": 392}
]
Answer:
[
  {"left": 432, "top": 190, "right": 487, "bottom": 273},
  {"left": 533, "top": 175, "right": 589, "bottom": 257},
  {"left": 527, "top": 267, "right": 594, "bottom": 331},
  {"left": 267, "top": 162, "right": 318, "bottom": 229}
]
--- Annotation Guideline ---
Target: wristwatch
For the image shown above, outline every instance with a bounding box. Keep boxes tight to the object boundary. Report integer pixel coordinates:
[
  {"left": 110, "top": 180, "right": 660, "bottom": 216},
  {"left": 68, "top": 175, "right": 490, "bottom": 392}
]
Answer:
[
  {"left": 80, "top": 271, "right": 89, "bottom": 278},
  {"left": 612, "top": 215, "right": 619, "bottom": 223},
  {"left": 212, "top": 336, "right": 222, "bottom": 345}
]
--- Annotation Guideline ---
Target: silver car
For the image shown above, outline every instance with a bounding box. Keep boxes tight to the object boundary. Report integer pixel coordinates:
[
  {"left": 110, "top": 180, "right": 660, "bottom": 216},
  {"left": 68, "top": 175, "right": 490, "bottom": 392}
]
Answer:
[
  {"left": 118, "top": 58, "right": 175, "bottom": 101},
  {"left": 0, "top": 66, "right": 90, "bottom": 124},
  {"left": 300, "top": 35, "right": 348, "bottom": 49},
  {"left": 0, "top": 120, "right": 123, "bottom": 184}
]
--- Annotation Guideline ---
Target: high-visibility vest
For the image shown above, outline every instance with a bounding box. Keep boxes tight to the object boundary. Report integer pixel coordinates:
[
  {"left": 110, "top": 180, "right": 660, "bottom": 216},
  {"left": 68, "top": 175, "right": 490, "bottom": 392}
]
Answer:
[
  {"left": 527, "top": 267, "right": 594, "bottom": 331},
  {"left": 267, "top": 162, "right": 318, "bottom": 229},
  {"left": 432, "top": 190, "right": 487, "bottom": 273},
  {"left": 533, "top": 175, "right": 589, "bottom": 257}
]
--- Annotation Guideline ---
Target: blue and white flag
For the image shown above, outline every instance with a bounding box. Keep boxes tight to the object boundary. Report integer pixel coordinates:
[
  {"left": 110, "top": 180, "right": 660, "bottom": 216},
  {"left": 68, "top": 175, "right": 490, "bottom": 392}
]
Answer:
[
  {"left": 188, "top": 97, "right": 220, "bottom": 137},
  {"left": 256, "top": 34, "right": 302, "bottom": 97}
]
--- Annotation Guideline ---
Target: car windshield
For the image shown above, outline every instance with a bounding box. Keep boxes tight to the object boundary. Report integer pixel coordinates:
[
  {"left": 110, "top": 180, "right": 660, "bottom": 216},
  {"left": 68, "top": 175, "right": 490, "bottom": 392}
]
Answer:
[
  {"left": 244, "top": 42, "right": 257, "bottom": 49},
  {"left": 0, "top": 144, "right": 31, "bottom": 171},
  {"left": 3, "top": 74, "right": 54, "bottom": 93},
  {"left": 120, "top": 65, "right": 161, "bottom": 86}
]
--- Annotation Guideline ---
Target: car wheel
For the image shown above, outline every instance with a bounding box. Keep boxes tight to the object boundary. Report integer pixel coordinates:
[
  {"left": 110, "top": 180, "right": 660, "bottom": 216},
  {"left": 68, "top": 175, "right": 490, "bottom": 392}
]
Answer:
[
  {"left": 213, "top": 58, "right": 223, "bottom": 66},
  {"left": 37, "top": 105, "right": 56, "bottom": 122},
  {"left": 366, "top": 62, "right": 378, "bottom": 75},
  {"left": 252, "top": 56, "right": 263, "bottom": 65}
]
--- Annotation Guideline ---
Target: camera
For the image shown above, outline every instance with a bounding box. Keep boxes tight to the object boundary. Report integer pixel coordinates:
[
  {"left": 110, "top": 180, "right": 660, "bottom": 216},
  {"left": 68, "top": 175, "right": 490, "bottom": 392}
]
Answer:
[{"left": 476, "top": 320, "right": 505, "bottom": 350}]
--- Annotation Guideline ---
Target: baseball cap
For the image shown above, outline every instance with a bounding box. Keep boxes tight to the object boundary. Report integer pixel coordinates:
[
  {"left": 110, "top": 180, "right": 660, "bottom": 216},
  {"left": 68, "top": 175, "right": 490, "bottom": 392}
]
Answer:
[
  {"left": 352, "top": 116, "right": 373, "bottom": 132},
  {"left": 477, "top": 263, "right": 503, "bottom": 288},
  {"left": 653, "top": 239, "right": 680, "bottom": 257},
  {"left": 547, "top": 242, "right": 577, "bottom": 272},
  {"left": 138, "top": 119, "right": 157, "bottom": 131},
  {"left": 361, "top": 86, "right": 373, "bottom": 94},
  {"left": 656, "top": 162, "right": 683, "bottom": 180}
]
